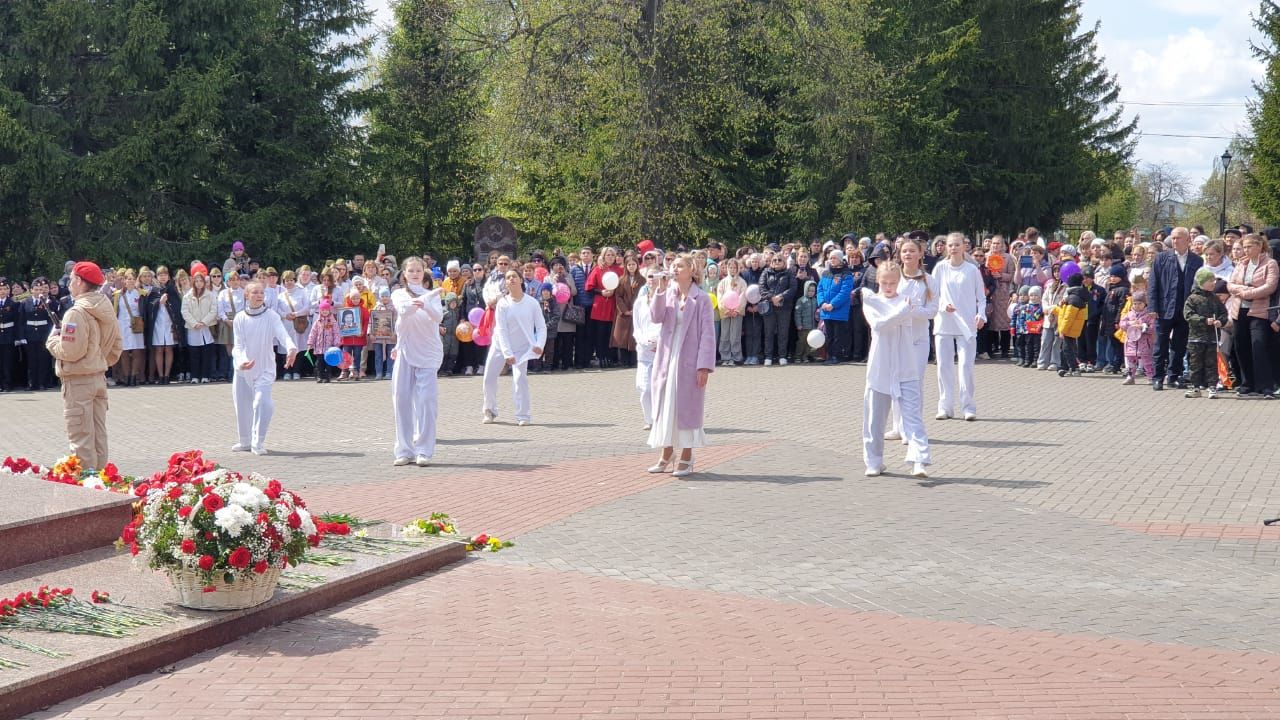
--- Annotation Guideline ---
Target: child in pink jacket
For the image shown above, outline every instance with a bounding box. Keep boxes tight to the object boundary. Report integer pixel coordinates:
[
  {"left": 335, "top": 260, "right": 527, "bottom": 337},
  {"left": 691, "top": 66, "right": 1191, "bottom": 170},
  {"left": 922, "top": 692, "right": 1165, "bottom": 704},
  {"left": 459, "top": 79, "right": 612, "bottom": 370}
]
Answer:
[{"left": 1118, "top": 290, "right": 1157, "bottom": 384}]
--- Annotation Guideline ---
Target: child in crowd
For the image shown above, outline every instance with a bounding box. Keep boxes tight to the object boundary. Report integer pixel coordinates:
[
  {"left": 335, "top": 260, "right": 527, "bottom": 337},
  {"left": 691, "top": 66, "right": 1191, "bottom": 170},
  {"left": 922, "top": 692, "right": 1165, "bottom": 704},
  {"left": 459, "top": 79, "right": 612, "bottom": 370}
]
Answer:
[
  {"left": 793, "top": 280, "right": 819, "bottom": 363},
  {"left": 861, "top": 261, "right": 930, "bottom": 479},
  {"left": 1038, "top": 274, "right": 1065, "bottom": 370},
  {"left": 1118, "top": 291, "right": 1157, "bottom": 385},
  {"left": 536, "top": 282, "right": 562, "bottom": 372},
  {"left": 522, "top": 262, "right": 541, "bottom": 298},
  {"left": 1019, "top": 286, "right": 1044, "bottom": 368},
  {"left": 1009, "top": 286, "right": 1029, "bottom": 365},
  {"left": 1098, "top": 265, "right": 1129, "bottom": 374},
  {"left": 716, "top": 258, "right": 747, "bottom": 366},
  {"left": 1080, "top": 266, "right": 1105, "bottom": 371},
  {"left": 372, "top": 288, "right": 396, "bottom": 380},
  {"left": 440, "top": 292, "right": 460, "bottom": 376},
  {"left": 1055, "top": 273, "right": 1088, "bottom": 377},
  {"left": 307, "top": 298, "right": 340, "bottom": 383},
  {"left": 1182, "top": 268, "right": 1228, "bottom": 398},
  {"left": 340, "top": 289, "right": 369, "bottom": 380}
]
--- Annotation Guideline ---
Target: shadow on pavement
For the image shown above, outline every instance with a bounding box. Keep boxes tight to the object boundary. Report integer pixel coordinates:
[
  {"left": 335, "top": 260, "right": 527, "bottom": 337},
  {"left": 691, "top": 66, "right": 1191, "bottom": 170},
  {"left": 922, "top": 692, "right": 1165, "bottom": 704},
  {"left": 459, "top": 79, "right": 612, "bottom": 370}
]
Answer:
[
  {"left": 705, "top": 427, "right": 770, "bottom": 434},
  {"left": 931, "top": 439, "right": 1060, "bottom": 448},
  {"left": 685, "top": 472, "right": 842, "bottom": 484},
  {"left": 274, "top": 451, "right": 365, "bottom": 459},
  {"left": 437, "top": 437, "right": 527, "bottom": 445},
  {"left": 534, "top": 422, "right": 614, "bottom": 428},
  {"left": 428, "top": 462, "right": 550, "bottom": 471},
  {"left": 916, "top": 476, "right": 1052, "bottom": 489},
  {"left": 232, "top": 615, "right": 381, "bottom": 657},
  {"left": 977, "top": 417, "right": 1093, "bottom": 424}
]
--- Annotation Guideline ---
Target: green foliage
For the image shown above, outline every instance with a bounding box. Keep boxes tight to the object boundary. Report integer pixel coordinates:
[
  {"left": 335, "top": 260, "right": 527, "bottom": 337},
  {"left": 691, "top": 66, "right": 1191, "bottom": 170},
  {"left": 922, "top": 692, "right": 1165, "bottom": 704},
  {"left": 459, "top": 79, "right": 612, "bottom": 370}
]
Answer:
[{"left": 1246, "top": 0, "right": 1280, "bottom": 225}]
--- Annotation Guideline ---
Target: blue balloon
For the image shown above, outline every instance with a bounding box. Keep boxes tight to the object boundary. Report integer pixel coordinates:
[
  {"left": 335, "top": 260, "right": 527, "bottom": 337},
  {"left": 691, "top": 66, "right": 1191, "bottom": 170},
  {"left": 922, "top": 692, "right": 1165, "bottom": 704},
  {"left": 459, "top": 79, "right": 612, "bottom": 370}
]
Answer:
[{"left": 324, "top": 347, "right": 343, "bottom": 366}]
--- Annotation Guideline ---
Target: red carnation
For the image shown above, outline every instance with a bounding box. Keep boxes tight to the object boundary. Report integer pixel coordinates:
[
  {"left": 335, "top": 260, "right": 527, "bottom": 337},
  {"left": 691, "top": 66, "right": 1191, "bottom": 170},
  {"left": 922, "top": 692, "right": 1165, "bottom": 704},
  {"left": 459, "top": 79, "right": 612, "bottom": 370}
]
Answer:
[
  {"left": 202, "top": 585, "right": 217, "bottom": 593},
  {"left": 253, "top": 560, "right": 269, "bottom": 574},
  {"left": 177, "top": 506, "right": 193, "bottom": 519},
  {"left": 121, "top": 526, "right": 137, "bottom": 543},
  {"left": 265, "top": 479, "right": 282, "bottom": 500},
  {"left": 201, "top": 493, "right": 224, "bottom": 512},
  {"left": 133, "top": 483, "right": 150, "bottom": 497},
  {"left": 129, "top": 541, "right": 139, "bottom": 556},
  {"left": 197, "top": 554, "right": 215, "bottom": 571},
  {"left": 167, "top": 486, "right": 182, "bottom": 500},
  {"left": 287, "top": 511, "right": 302, "bottom": 529},
  {"left": 228, "top": 547, "right": 252, "bottom": 569},
  {"left": 473, "top": 534, "right": 489, "bottom": 546},
  {"left": 104, "top": 462, "right": 118, "bottom": 475},
  {"left": 308, "top": 534, "right": 321, "bottom": 547},
  {"left": 180, "top": 539, "right": 196, "bottom": 554},
  {"left": 204, "top": 531, "right": 216, "bottom": 540},
  {"left": 257, "top": 512, "right": 270, "bottom": 525}
]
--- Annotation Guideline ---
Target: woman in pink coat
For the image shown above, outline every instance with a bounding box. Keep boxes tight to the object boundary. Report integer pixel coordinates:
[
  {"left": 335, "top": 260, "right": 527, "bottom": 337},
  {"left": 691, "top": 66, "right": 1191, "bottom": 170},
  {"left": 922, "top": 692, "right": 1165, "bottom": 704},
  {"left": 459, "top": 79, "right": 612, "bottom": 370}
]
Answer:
[{"left": 647, "top": 254, "right": 717, "bottom": 478}]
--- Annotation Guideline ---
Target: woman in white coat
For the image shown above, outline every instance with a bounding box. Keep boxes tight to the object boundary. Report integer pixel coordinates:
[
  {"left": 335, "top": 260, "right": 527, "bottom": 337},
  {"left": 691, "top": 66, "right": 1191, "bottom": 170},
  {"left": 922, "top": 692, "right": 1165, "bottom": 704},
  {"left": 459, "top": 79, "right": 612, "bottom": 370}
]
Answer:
[
  {"left": 932, "top": 232, "right": 986, "bottom": 420},
  {"left": 861, "top": 262, "right": 929, "bottom": 478},
  {"left": 482, "top": 270, "right": 546, "bottom": 426},
  {"left": 886, "top": 237, "right": 938, "bottom": 444},
  {"left": 632, "top": 270, "right": 661, "bottom": 430},
  {"left": 275, "top": 270, "right": 311, "bottom": 380},
  {"left": 391, "top": 257, "right": 444, "bottom": 467}
]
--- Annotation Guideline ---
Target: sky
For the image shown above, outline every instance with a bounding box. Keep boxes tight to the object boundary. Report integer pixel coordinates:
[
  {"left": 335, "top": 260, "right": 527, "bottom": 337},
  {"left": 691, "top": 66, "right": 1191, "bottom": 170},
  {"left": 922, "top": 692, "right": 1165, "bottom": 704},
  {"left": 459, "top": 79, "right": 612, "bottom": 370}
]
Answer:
[{"left": 363, "top": 0, "right": 1264, "bottom": 191}]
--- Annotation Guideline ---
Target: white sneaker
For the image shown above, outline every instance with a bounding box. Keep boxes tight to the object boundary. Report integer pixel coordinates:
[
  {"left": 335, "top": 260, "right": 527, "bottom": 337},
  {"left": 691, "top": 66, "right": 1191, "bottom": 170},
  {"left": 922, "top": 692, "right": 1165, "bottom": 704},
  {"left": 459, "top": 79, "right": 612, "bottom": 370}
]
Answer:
[
  {"left": 231, "top": 443, "right": 250, "bottom": 452},
  {"left": 643, "top": 423, "right": 652, "bottom": 431},
  {"left": 864, "top": 466, "right": 883, "bottom": 477},
  {"left": 779, "top": 358, "right": 788, "bottom": 366},
  {"left": 464, "top": 367, "right": 474, "bottom": 376},
  {"left": 935, "top": 412, "right": 950, "bottom": 420},
  {"left": 963, "top": 412, "right": 977, "bottom": 421},
  {"left": 200, "top": 378, "right": 210, "bottom": 384},
  {"left": 763, "top": 359, "right": 772, "bottom": 367},
  {"left": 911, "top": 462, "right": 928, "bottom": 478},
  {"left": 393, "top": 457, "right": 412, "bottom": 466},
  {"left": 482, "top": 410, "right": 496, "bottom": 424},
  {"left": 251, "top": 446, "right": 268, "bottom": 456},
  {"left": 190, "top": 378, "right": 199, "bottom": 384},
  {"left": 516, "top": 420, "right": 529, "bottom": 427},
  {"left": 884, "top": 431, "right": 902, "bottom": 441},
  {"left": 415, "top": 456, "right": 431, "bottom": 467}
]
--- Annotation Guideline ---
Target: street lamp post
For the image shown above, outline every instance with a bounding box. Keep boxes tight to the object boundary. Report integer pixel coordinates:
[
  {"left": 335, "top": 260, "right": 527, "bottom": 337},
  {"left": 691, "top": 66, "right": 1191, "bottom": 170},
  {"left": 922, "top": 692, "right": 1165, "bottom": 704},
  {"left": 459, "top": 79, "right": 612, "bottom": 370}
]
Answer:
[{"left": 1220, "top": 149, "right": 1233, "bottom": 236}]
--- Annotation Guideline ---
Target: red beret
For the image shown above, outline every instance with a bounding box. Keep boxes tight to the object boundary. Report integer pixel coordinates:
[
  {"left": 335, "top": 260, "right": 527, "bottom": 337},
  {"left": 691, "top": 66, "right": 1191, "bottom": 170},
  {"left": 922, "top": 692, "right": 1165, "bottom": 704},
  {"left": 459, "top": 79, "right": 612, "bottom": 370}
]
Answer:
[
  {"left": 190, "top": 261, "right": 208, "bottom": 276},
  {"left": 73, "top": 261, "right": 105, "bottom": 286},
  {"left": 636, "top": 238, "right": 656, "bottom": 254},
  {"left": 1047, "top": 241, "right": 1062, "bottom": 253}
]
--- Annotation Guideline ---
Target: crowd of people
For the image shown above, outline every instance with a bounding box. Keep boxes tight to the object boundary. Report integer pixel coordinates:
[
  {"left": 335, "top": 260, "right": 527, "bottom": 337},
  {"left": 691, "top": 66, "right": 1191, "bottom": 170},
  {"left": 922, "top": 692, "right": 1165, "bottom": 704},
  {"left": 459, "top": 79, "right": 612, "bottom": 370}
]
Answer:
[{"left": 5, "top": 222, "right": 1277, "bottom": 472}]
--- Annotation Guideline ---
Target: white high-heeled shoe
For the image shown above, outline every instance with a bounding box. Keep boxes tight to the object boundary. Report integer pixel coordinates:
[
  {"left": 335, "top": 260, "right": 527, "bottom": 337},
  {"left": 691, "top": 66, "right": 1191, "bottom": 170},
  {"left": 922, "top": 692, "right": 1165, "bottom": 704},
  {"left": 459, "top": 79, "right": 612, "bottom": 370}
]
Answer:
[
  {"left": 647, "top": 457, "right": 672, "bottom": 473},
  {"left": 672, "top": 458, "right": 695, "bottom": 477}
]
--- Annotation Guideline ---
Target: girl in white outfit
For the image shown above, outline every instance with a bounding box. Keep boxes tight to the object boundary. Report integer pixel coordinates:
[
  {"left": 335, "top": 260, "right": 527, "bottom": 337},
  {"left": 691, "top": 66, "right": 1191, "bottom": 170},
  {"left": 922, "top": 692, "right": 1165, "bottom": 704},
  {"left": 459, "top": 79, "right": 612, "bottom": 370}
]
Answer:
[
  {"left": 231, "top": 281, "right": 297, "bottom": 455},
  {"left": 275, "top": 270, "right": 311, "bottom": 381},
  {"left": 932, "top": 232, "right": 987, "bottom": 420},
  {"left": 632, "top": 271, "right": 661, "bottom": 429},
  {"left": 482, "top": 270, "right": 547, "bottom": 426},
  {"left": 862, "top": 262, "right": 930, "bottom": 478},
  {"left": 390, "top": 257, "right": 444, "bottom": 467},
  {"left": 886, "top": 238, "right": 938, "bottom": 444}
]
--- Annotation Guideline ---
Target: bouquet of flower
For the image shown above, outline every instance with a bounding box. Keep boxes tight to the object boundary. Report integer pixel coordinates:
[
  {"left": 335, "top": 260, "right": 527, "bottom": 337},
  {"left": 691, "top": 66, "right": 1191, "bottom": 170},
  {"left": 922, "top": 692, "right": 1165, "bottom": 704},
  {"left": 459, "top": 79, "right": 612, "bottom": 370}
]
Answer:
[
  {"left": 1, "top": 456, "right": 44, "bottom": 479},
  {"left": 2, "top": 454, "right": 135, "bottom": 494},
  {"left": 124, "top": 451, "right": 319, "bottom": 591},
  {"left": 401, "top": 512, "right": 514, "bottom": 552}
]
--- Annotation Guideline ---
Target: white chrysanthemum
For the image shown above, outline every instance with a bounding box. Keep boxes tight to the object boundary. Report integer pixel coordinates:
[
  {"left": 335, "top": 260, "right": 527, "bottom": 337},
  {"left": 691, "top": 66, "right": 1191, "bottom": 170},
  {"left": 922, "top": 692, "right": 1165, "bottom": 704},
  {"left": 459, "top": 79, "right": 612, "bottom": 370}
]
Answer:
[
  {"left": 401, "top": 525, "right": 425, "bottom": 539},
  {"left": 81, "top": 477, "right": 106, "bottom": 490},
  {"left": 228, "top": 482, "right": 269, "bottom": 511},
  {"left": 297, "top": 508, "right": 316, "bottom": 537},
  {"left": 213, "top": 504, "right": 255, "bottom": 537},
  {"left": 197, "top": 468, "right": 229, "bottom": 485}
]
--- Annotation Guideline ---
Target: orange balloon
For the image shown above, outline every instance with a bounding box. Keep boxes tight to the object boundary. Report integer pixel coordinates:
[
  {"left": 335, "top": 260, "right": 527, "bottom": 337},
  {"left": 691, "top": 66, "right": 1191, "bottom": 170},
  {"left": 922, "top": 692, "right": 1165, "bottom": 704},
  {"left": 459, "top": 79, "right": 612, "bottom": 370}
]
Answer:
[{"left": 455, "top": 321, "right": 473, "bottom": 342}]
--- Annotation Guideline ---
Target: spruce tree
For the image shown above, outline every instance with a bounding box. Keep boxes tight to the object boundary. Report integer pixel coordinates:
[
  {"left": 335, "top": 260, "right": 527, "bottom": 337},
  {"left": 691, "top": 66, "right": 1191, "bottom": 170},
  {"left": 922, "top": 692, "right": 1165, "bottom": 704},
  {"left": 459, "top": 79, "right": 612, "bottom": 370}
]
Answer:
[{"left": 1245, "top": 0, "right": 1280, "bottom": 225}]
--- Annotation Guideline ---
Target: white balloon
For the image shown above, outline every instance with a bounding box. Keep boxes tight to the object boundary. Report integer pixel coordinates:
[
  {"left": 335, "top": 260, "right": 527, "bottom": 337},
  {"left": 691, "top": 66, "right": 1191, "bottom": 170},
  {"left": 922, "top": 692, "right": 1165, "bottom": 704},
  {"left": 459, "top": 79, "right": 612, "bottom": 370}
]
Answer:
[
  {"left": 602, "top": 271, "right": 620, "bottom": 290},
  {"left": 745, "top": 284, "right": 761, "bottom": 304},
  {"left": 482, "top": 280, "right": 501, "bottom": 305},
  {"left": 807, "top": 329, "right": 826, "bottom": 349}
]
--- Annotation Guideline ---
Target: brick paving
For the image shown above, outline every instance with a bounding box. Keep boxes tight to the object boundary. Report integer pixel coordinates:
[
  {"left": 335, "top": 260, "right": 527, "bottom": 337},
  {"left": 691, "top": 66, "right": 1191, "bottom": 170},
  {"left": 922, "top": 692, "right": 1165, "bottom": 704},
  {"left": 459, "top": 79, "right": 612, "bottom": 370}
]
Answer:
[{"left": 6, "top": 360, "right": 1280, "bottom": 717}]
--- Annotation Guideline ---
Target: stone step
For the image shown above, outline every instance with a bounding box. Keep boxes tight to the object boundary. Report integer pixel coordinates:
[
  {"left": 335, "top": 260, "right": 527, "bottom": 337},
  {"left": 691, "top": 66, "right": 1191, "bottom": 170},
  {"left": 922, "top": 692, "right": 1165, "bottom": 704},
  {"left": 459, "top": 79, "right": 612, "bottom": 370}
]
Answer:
[
  {"left": 0, "top": 529, "right": 466, "bottom": 720},
  {"left": 0, "top": 476, "right": 136, "bottom": 573}
]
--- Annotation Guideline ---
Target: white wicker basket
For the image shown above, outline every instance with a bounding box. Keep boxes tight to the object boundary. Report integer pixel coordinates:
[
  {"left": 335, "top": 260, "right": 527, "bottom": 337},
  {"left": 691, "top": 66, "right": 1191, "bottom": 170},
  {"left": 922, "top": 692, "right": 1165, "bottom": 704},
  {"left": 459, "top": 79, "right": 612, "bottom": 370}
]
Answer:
[{"left": 167, "top": 565, "right": 283, "bottom": 610}]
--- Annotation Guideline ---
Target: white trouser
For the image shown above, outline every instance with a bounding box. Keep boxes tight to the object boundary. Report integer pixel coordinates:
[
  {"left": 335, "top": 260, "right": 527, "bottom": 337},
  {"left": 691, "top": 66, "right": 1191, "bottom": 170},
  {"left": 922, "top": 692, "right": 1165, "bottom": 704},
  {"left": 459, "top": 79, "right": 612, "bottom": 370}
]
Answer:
[
  {"left": 637, "top": 359, "right": 654, "bottom": 425},
  {"left": 863, "top": 381, "right": 930, "bottom": 471},
  {"left": 392, "top": 362, "right": 439, "bottom": 460},
  {"left": 935, "top": 334, "right": 977, "bottom": 417},
  {"left": 1037, "top": 330, "right": 1061, "bottom": 369},
  {"left": 483, "top": 350, "right": 531, "bottom": 422},
  {"left": 233, "top": 373, "right": 275, "bottom": 448}
]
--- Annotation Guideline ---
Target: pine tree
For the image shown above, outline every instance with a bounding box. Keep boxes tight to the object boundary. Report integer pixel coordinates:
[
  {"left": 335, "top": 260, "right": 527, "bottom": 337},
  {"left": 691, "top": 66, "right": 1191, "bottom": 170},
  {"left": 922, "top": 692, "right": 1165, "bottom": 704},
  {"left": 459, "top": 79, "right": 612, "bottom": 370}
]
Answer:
[{"left": 1245, "top": 0, "right": 1280, "bottom": 225}]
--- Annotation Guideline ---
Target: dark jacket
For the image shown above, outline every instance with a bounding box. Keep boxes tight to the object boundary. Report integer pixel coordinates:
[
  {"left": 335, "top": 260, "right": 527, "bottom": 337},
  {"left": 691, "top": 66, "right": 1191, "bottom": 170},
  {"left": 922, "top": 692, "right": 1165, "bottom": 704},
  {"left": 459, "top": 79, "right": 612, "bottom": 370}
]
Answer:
[
  {"left": 144, "top": 282, "right": 185, "bottom": 348},
  {"left": 1148, "top": 249, "right": 1204, "bottom": 320},
  {"left": 1101, "top": 282, "right": 1130, "bottom": 332},
  {"left": 21, "top": 295, "right": 59, "bottom": 345},
  {"left": 758, "top": 266, "right": 797, "bottom": 316},
  {"left": 0, "top": 297, "right": 23, "bottom": 345},
  {"left": 572, "top": 263, "right": 593, "bottom": 308},
  {"left": 1183, "top": 287, "right": 1227, "bottom": 344}
]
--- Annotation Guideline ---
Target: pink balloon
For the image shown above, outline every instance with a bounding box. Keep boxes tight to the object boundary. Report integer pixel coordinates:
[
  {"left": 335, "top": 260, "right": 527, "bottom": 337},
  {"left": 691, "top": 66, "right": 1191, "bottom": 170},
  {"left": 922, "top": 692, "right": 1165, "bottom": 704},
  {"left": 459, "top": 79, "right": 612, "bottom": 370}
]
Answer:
[
  {"left": 721, "top": 290, "right": 741, "bottom": 310},
  {"left": 535, "top": 267, "right": 548, "bottom": 282},
  {"left": 472, "top": 331, "right": 491, "bottom": 347},
  {"left": 554, "top": 282, "right": 571, "bottom": 304},
  {"left": 468, "top": 307, "right": 484, "bottom": 325}
]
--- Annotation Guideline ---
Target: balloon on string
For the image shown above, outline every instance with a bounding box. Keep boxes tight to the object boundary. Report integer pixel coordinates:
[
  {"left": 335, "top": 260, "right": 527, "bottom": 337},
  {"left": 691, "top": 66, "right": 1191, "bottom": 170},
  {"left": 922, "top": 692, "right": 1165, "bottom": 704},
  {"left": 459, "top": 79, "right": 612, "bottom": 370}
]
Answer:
[
  {"left": 806, "top": 329, "right": 827, "bottom": 349},
  {"left": 323, "top": 347, "right": 343, "bottom": 367},
  {"left": 1059, "top": 261, "right": 1081, "bottom": 284},
  {"left": 482, "top": 281, "right": 501, "bottom": 305},
  {"left": 455, "top": 321, "right": 473, "bottom": 342},
  {"left": 535, "top": 267, "right": 548, "bottom": 282},
  {"left": 472, "top": 331, "right": 491, "bottom": 347},
  {"left": 602, "top": 271, "right": 620, "bottom": 290},
  {"left": 721, "top": 290, "right": 741, "bottom": 310},
  {"left": 745, "top": 284, "right": 761, "bottom": 304},
  {"left": 468, "top": 307, "right": 484, "bottom": 325},
  {"left": 554, "top": 282, "right": 571, "bottom": 304}
]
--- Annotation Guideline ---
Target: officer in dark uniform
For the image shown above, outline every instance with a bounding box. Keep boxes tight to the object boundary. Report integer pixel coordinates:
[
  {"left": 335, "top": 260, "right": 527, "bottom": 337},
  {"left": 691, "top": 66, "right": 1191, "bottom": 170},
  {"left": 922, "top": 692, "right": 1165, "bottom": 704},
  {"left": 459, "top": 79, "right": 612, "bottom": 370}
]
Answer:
[
  {"left": 23, "top": 277, "right": 59, "bottom": 390},
  {"left": 0, "top": 277, "right": 23, "bottom": 392}
]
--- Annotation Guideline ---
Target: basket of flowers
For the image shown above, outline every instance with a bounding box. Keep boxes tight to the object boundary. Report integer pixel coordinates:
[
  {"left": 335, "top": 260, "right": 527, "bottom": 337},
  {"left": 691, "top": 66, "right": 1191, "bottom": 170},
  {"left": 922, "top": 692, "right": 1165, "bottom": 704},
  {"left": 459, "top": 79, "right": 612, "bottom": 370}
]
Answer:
[{"left": 123, "top": 451, "right": 319, "bottom": 611}]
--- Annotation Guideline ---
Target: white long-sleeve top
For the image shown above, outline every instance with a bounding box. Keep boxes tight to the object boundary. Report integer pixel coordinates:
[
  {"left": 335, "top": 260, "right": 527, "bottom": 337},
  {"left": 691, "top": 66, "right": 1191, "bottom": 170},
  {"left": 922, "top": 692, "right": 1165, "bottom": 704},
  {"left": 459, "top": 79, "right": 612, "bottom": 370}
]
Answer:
[
  {"left": 861, "top": 288, "right": 914, "bottom": 398},
  {"left": 632, "top": 288, "right": 660, "bottom": 363},
  {"left": 232, "top": 307, "right": 296, "bottom": 385},
  {"left": 931, "top": 259, "right": 987, "bottom": 339},
  {"left": 898, "top": 268, "right": 939, "bottom": 377},
  {"left": 495, "top": 294, "right": 546, "bottom": 362},
  {"left": 218, "top": 287, "right": 245, "bottom": 322},
  {"left": 391, "top": 286, "right": 444, "bottom": 369}
]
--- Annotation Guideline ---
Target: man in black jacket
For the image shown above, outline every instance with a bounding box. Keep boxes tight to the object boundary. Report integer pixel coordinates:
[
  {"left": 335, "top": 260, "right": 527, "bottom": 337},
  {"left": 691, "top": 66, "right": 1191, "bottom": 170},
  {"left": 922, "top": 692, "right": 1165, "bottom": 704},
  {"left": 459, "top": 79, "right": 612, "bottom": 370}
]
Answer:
[{"left": 1147, "top": 227, "right": 1203, "bottom": 390}]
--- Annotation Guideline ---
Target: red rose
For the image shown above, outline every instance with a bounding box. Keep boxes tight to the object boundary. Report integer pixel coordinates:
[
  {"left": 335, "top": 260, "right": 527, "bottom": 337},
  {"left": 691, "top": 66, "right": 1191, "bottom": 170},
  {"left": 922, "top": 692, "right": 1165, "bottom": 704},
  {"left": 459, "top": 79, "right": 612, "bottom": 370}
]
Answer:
[
  {"left": 265, "top": 479, "right": 282, "bottom": 500},
  {"left": 308, "top": 534, "right": 321, "bottom": 547},
  {"left": 287, "top": 511, "right": 302, "bottom": 529},
  {"left": 202, "top": 585, "right": 217, "bottom": 593},
  {"left": 133, "top": 483, "right": 150, "bottom": 497},
  {"left": 167, "top": 486, "right": 182, "bottom": 500},
  {"left": 253, "top": 560, "right": 269, "bottom": 574},
  {"left": 129, "top": 541, "right": 139, "bottom": 556},
  {"left": 198, "top": 554, "right": 215, "bottom": 571},
  {"left": 178, "top": 506, "right": 193, "bottom": 519},
  {"left": 228, "top": 547, "right": 252, "bottom": 569},
  {"left": 204, "top": 532, "right": 216, "bottom": 540},
  {"left": 473, "top": 534, "right": 489, "bottom": 546},
  {"left": 104, "top": 462, "right": 118, "bottom": 475},
  {"left": 201, "top": 493, "right": 224, "bottom": 512},
  {"left": 180, "top": 539, "right": 196, "bottom": 554},
  {"left": 325, "top": 522, "right": 350, "bottom": 536}
]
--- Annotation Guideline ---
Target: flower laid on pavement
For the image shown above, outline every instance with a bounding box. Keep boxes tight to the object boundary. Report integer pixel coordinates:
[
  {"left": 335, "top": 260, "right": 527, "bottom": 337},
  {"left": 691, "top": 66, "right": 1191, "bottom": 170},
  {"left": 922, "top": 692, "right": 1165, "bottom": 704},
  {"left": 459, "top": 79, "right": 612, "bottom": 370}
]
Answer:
[
  {"left": 0, "top": 586, "right": 172, "bottom": 639},
  {"left": 402, "top": 513, "right": 514, "bottom": 553},
  {"left": 2, "top": 455, "right": 136, "bottom": 494}
]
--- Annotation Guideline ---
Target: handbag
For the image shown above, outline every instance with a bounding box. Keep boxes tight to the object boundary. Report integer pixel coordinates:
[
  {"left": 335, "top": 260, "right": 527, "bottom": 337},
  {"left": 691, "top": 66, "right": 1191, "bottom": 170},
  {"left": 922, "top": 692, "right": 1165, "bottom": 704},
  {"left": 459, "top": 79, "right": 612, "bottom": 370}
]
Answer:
[
  {"left": 562, "top": 302, "right": 586, "bottom": 325},
  {"left": 120, "top": 292, "right": 144, "bottom": 334},
  {"left": 283, "top": 291, "right": 308, "bottom": 333}
]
